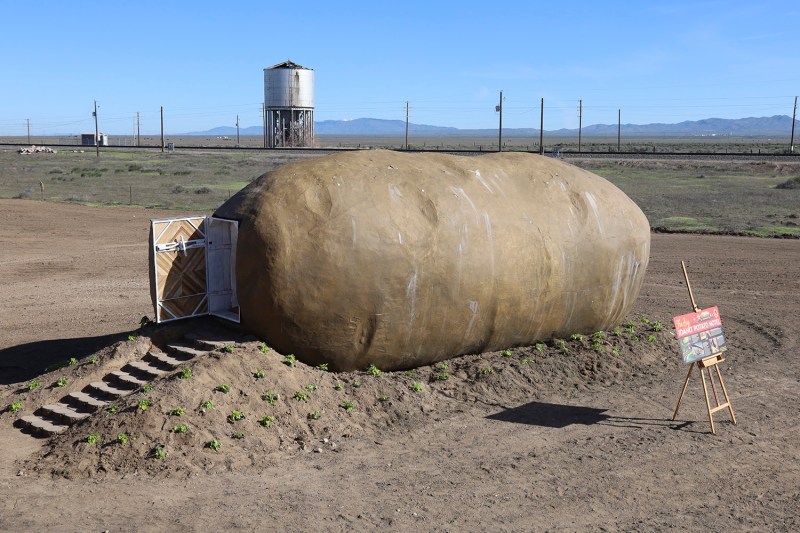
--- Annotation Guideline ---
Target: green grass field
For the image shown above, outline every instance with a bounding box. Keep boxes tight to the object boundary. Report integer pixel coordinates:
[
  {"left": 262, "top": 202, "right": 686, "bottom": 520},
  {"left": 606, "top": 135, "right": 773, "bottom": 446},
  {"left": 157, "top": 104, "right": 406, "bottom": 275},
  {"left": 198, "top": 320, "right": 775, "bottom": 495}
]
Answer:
[{"left": 1, "top": 145, "right": 798, "bottom": 237}]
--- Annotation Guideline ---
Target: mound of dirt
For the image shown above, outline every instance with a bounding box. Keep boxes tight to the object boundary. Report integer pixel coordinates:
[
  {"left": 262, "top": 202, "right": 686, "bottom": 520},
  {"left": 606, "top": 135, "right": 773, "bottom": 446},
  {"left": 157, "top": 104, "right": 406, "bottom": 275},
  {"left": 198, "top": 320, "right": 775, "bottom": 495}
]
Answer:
[{"left": 11, "top": 316, "right": 675, "bottom": 479}]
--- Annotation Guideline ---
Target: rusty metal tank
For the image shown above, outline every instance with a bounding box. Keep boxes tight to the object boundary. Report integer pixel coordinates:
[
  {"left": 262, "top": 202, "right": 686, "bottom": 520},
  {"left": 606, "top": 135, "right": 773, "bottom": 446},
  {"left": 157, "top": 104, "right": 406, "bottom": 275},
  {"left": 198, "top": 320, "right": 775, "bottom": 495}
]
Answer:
[{"left": 214, "top": 150, "right": 650, "bottom": 371}]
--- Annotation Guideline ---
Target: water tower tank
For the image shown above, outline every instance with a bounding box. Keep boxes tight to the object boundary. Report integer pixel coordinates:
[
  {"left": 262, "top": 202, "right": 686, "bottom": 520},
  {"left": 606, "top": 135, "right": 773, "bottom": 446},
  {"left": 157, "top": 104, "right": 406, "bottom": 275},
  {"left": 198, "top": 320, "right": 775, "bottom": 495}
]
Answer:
[{"left": 264, "top": 60, "right": 314, "bottom": 148}]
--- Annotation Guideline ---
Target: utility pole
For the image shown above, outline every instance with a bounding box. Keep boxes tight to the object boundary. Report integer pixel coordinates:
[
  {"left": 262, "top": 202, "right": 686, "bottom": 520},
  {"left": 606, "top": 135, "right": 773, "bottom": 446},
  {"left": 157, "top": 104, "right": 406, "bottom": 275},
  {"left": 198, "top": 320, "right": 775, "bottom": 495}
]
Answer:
[
  {"left": 791, "top": 96, "right": 797, "bottom": 154},
  {"left": 136, "top": 112, "right": 140, "bottom": 147},
  {"left": 617, "top": 109, "right": 621, "bottom": 152},
  {"left": 497, "top": 91, "right": 503, "bottom": 152},
  {"left": 93, "top": 100, "right": 100, "bottom": 157},
  {"left": 160, "top": 106, "right": 165, "bottom": 153},
  {"left": 405, "top": 101, "right": 409, "bottom": 150},
  {"left": 26, "top": 119, "right": 31, "bottom": 145},
  {"left": 236, "top": 115, "right": 240, "bottom": 146},
  {"left": 539, "top": 97, "right": 544, "bottom": 155},
  {"left": 578, "top": 100, "right": 582, "bottom": 153}
]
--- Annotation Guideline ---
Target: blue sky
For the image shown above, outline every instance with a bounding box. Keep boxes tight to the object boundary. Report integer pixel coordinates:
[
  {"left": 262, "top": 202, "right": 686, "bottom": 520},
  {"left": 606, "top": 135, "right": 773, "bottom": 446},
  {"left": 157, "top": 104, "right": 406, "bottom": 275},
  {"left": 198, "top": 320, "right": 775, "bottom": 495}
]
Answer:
[{"left": 1, "top": 0, "right": 798, "bottom": 135}]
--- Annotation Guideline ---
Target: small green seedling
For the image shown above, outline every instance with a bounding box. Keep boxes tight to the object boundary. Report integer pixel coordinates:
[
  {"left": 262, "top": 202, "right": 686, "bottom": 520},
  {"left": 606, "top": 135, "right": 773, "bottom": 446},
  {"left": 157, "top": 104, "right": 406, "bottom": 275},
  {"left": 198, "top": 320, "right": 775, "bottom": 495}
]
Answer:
[
  {"left": 352, "top": 379, "right": 362, "bottom": 388},
  {"left": 86, "top": 434, "right": 100, "bottom": 444},
  {"left": 222, "top": 344, "right": 234, "bottom": 353},
  {"left": 334, "top": 382, "right": 344, "bottom": 391},
  {"left": 107, "top": 404, "right": 119, "bottom": 414},
  {"left": 232, "top": 431, "right": 245, "bottom": 439},
  {"left": 258, "top": 342, "right": 270, "bottom": 354},
  {"left": 153, "top": 446, "right": 168, "bottom": 460},
  {"left": 640, "top": 316, "right": 651, "bottom": 325},
  {"left": 168, "top": 407, "right": 186, "bottom": 416},
  {"left": 340, "top": 401, "right": 354, "bottom": 412},
  {"left": 367, "top": 364, "right": 382, "bottom": 376},
  {"left": 89, "top": 355, "right": 98, "bottom": 364},
  {"left": 317, "top": 363, "right": 329, "bottom": 371},
  {"left": 293, "top": 391, "right": 308, "bottom": 402},
  {"left": 180, "top": 368, "right": 192, "bottom": 379},
  {"left": 435, "top": 372, "right": 450, "bottom": 381},
  {"left": 138, "top": 399, "right": 152, "bottom": 411},
  {"left": 411, "top": 382, "right": 423, "bottom": 392},
  {"left": 307, "top": 410, "right": 321, "bottom": 420},
  {"left": 378, "top": 394, "right": 389, "bottom": 402},
  {"left": 128, "top": 334, "right": 137, "bottom": 342},
  {"left": 55, "top": 377, "right": 68, "bottom": 387},
  {"left": 142, "top": 384, "right": 153, "bottom": 393},
  {"left": 404, "top": 369, "right": 416, "bottom": 377},
  {"left": 652, "top": 322, "right": 664, "bottom": 332},
  {"left": 554, "top": 339, "right": 569, "bottom": 353},
  {"left": 200, "top": 400, "right": 215, "bottom": 410},
  {"left": 305, "top": 384, "right": 317, "bottom": 393},
  {"left": 593, "top": 331, "right": 606, "bottom": 341},
  {"left": 8, "top": 401, "right": 23, "bottom": 413},
  {"left": 207, "top": 439, "right": 221, "bottom": 452},
  {"left": 116, "top": 433, "right": 129, "bottom": 445},
  {"left": 283, "top": 354, "right": 296, "bottom": 367},
  {"left": 215, "top": 384, "right": 231, "bottom": 394},
  {"left": 570, "top": 334, "right": 584, "bottom": 342},
  {"left": 254, "top": 369, "right": 266, "bottom": 380},
  {"left": 68, "top": 357, "right": 78, "bottom": 366},
  {"left": 501, "top": 349, "right": 513, "bottom": 357},
  {"left": 613, "top": 328, "right": 623, "bottom": 336},
  {"left": 647, "top": 335, "right": 657, "bottom": 344},
  {"left": 480, "top": 367, "right": 494, "bottom": 375},
  {"left": 228, "top": 410, "right": 245, "bottom": 423},
  {"left": 535, "top": 343, "right": 547, "bottom": 352},
  {"left": 258, "top": 415, "right": 275, "bottom": 427},
  {"left": 171, "top": 424, "right": 189, "bottom": 434},
  {"left": 261, "top": 391, "right": 278, "bottom": 405},
  {"left": 28, "top": 379, "right": 41, "bottom": 391},
  {"left": 435, "top": 362, "right": 449, "bottom": 370},
  {"left": 519, "top": 359, "right": 531, "bottom": 365},
  {"left": 612, "top": 347, "right": 621, "bottom": 357}
]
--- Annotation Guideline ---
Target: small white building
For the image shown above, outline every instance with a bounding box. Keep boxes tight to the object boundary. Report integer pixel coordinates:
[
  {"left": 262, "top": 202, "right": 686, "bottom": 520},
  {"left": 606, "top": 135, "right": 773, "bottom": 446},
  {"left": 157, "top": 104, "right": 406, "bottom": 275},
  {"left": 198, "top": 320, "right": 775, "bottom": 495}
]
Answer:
[{"left": 81, "top": 133, "right": 109, "bottom": 146}]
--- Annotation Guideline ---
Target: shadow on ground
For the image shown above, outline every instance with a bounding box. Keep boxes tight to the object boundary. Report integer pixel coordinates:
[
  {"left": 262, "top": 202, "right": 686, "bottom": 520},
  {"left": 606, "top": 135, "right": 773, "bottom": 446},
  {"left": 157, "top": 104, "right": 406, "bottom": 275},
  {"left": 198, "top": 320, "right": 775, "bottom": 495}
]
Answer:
[
  {"left": 0, "top": 333, "right": 128, "bottom": 385},
  {"left": 487, "top": 401, "right": 611, "bottom": 428},
  {"left": 487, "top": 401, "right": 709, "bottom": 433}
]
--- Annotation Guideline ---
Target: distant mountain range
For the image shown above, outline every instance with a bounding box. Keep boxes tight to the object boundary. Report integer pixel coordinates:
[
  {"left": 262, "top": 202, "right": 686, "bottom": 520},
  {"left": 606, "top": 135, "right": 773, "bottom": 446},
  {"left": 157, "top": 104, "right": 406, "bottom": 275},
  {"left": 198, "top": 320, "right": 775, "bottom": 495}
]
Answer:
[{"left": 187, "top": 115, "right": 799, "bottom": 138}]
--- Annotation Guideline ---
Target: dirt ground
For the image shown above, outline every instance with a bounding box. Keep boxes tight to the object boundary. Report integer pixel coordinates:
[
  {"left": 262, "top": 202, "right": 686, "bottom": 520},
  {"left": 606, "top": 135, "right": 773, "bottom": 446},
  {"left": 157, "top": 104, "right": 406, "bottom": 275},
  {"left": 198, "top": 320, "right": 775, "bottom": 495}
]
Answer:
[{"left": 0, "top": 198, "right": 798, "bottom": 532}]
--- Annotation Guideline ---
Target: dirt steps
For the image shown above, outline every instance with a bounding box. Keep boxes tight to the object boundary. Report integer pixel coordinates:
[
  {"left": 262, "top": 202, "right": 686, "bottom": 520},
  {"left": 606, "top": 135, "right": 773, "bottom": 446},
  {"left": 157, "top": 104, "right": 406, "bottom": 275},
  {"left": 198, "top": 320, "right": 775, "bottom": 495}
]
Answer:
[{"left": 14, "top": 330, "right": 242, "bottom": 438}]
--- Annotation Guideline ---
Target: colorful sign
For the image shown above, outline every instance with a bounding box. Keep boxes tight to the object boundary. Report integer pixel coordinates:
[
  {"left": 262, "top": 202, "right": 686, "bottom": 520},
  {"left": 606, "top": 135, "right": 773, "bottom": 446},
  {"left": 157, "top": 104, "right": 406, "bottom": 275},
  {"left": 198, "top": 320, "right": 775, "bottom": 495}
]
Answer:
[{"left": 673, "top": 306, "right": 727, "bottom": 364}]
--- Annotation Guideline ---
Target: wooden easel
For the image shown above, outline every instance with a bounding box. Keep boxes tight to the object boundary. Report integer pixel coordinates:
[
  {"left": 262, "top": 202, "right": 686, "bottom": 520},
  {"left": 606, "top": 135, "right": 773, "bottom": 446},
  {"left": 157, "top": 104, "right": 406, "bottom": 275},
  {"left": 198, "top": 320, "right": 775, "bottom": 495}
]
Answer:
[{"left": 671, "top": 261, "right": 737, "bottom": 434}]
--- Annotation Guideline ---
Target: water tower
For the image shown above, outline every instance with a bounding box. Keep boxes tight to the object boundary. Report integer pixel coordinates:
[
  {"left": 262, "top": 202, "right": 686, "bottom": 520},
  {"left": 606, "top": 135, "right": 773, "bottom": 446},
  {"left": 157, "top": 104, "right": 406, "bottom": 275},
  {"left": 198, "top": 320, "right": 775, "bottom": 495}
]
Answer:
[{"left": 264, "top": 60, "right": 314, "bottom": 148}]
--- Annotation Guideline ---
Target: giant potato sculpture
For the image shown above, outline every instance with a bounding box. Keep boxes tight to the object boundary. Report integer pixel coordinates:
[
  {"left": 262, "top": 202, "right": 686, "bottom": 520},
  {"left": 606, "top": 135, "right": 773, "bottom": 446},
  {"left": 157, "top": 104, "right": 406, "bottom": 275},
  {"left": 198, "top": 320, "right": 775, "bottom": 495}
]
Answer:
[{"left": 214, "top": 150, "right": 650, "bottom": 371}]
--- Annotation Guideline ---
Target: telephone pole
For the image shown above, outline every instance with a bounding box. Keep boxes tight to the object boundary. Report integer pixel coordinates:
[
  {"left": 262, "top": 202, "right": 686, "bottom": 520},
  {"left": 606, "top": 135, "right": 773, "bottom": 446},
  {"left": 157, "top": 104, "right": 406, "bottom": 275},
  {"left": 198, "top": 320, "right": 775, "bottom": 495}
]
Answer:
[
  {"left": 236, "top": 115, "right": 240, "bottom": 146},
  {"left": 617, "top": 109, "right": 621, "bottom": 152},
  {"left": 26, "top": 119, "right": 31, "bottom": 145},
  {"left": 93, "top": 100, "right": 100, "bottom": 157},
  {"left": 791, "top": 96, "right": 797, "bottom": 154},
  {"left": 497, "top": 91, "right": 505, "bottom": 152},
  {"left": 539, "top": 98, "right": 544, "bottom": 155},
  {"left": 136, "top": 112, "right": 140, "bottom": 147},
  {"left": 578, "top": 100, "right": 582, "bottom": 153},
  {"left": 405, "top": 101, "right": 409, "bottom": 150},
  {"left": 160, "top": 106, "right": 165, "bottom": 153}
]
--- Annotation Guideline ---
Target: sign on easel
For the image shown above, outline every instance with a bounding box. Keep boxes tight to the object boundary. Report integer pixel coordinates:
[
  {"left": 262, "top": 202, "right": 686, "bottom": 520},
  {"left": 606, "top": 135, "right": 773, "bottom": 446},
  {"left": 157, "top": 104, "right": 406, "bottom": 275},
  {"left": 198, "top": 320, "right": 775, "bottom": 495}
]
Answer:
[
  {"left": 673, "top": 306, "right": 727, "bottom": 364},
  {"left": 671, "top": 262, "right": 736, "bottom": 434}
]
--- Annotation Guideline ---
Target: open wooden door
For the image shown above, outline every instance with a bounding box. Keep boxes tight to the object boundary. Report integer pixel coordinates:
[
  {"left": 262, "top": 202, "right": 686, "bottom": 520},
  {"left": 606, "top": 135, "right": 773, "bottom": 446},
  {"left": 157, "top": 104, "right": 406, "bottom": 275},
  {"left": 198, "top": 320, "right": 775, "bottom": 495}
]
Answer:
[{"left": 150, "top": 216, "right": 239, "bottom": 324}]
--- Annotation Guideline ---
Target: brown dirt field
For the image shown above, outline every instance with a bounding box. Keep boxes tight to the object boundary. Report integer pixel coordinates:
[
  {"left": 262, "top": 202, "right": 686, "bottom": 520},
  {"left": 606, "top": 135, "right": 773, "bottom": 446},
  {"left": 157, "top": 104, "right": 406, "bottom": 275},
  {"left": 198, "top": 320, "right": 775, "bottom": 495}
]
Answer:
[{"left": 1, "top": 198, "right": 799, "bottom": 531}]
